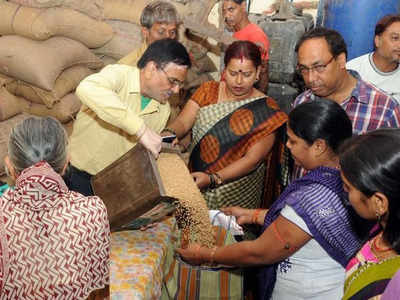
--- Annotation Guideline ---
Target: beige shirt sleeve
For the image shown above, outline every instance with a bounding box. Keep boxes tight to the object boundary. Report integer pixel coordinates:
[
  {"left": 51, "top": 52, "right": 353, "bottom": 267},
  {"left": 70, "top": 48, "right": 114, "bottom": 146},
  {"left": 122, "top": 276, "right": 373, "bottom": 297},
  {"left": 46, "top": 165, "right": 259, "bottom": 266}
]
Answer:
[{"left": 75, "top": 64, "right": 144, "bottom": 136}]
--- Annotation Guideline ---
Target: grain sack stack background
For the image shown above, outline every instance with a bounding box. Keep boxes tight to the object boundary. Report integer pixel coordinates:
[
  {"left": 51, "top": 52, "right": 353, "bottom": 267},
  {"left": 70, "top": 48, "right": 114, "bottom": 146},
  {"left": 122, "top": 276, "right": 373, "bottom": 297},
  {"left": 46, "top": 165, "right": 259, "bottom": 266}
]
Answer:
[{"left": 0, "top": 0, "right": 222, "bottom": 174}]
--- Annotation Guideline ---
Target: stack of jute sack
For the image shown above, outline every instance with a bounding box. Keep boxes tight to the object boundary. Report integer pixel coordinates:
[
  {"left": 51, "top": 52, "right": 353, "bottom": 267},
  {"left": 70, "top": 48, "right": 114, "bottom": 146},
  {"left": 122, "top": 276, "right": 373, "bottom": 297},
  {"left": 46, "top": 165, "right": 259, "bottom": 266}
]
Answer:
[
  {"left": 0, "top": 1, "right": 111, "bottom": 125},
  {"left": 0, "top": 0, "right": 113, "bottom": 176}
]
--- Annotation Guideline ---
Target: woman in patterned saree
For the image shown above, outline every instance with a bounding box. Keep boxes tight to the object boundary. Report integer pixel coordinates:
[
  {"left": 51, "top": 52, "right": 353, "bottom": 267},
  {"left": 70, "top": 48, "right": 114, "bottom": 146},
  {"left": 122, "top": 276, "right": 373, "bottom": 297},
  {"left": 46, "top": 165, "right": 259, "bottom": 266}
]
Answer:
[
  {"left": 176, "top": 99, "right": 364, "bottom": 299},
  {"left": 340, "top": 129, "right": 400, "bottom": 300},
  {"left": 0, "top": 117, "right": 110, "bottom": 299},
  {"left": 164, "top": 40, "right": 287, "bottom": 209}
]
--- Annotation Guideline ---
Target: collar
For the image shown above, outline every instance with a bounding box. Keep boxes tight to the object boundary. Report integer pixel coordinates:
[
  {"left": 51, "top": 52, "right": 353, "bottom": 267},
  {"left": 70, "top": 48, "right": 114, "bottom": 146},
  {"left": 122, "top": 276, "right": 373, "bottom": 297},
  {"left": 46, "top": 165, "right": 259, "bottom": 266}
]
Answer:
[
  {"left": 13, "top": 161, "right": 69, "bottom": 210},
  {"left": 369, "top": 52, "right": 400, "bottom": 76},
  {"left": 347, "top": 70, "right": 372, "bottom": 104}
]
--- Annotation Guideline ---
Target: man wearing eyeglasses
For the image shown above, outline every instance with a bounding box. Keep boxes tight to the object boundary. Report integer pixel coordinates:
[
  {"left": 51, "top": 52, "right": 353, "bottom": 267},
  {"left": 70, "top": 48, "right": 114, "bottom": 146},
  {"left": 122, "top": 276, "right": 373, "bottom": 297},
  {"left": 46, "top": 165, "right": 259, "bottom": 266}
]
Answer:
[
  {"left": 291, "top": 27, "right": 400, "bottom": 179},
  {"left": 66, "top": 39, "right": 191, "bottom": 196}
]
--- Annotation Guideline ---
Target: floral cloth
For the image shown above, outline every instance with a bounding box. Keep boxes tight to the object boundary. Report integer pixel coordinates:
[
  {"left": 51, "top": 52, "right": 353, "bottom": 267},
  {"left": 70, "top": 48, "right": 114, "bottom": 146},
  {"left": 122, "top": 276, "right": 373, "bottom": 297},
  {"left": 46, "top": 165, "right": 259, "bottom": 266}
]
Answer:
[
  {"left": 0, "top": 161, "right": 110, "bottom": 299},
  {"left": 110, "top": 218, "right": 175, "bottom": 300}
]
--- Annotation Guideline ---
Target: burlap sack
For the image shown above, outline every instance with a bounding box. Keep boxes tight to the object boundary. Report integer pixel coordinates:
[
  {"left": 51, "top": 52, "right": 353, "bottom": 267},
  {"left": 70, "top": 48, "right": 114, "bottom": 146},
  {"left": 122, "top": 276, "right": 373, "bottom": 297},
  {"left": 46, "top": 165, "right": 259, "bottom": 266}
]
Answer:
[
  {"left": 9, "top": 0, "right": 104, "bottom": 20},
  {"left": 92, "top": 20, "right": 142, "bottom": 59},
  {"left": 104, "top": 0, "right": 147, "bottom": 24},
  {"left": 0, "top": 3, "right": 112, "bottom": 48},
  {"left": 0, "top": 113, "right": 31, "bottom": 176},
  {"left": 0, "top": 36, "right": 103, "bottom": 91},
  {"left": 5, "top": 66, "right": 93, "bottom": 108},
  {"left": 0, "top": 87, "right": 22, "bottom": 121},
  {"left": 40, "top": 7, "right": 113, "bottom": 48},
  {"left": 0, "top": 2, "right": 51, "bottom": 40},
  {"left": 95, "top": 54, "right": 117, "bottom": 66},
  {"left": 18, "top": 93, "right": 82, "bottom": 123},
  {"left": 0, "top": 74, "right": 15, "bottom": 87}
]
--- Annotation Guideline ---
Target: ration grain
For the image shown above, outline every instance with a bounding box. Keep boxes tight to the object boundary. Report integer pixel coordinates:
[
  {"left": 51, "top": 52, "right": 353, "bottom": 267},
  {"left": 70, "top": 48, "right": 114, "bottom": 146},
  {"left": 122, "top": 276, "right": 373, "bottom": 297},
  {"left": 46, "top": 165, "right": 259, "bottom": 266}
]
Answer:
[{"left": 157, "top": 152, "right": 215, "bottom": 248}]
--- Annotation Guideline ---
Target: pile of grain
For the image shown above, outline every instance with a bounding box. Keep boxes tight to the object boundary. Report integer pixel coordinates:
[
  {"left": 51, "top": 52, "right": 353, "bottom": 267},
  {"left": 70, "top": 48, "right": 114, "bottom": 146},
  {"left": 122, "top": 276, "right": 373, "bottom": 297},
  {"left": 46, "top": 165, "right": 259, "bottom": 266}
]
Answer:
[{"left": 157, "top": 152, "right": 215, "bottom": 248}]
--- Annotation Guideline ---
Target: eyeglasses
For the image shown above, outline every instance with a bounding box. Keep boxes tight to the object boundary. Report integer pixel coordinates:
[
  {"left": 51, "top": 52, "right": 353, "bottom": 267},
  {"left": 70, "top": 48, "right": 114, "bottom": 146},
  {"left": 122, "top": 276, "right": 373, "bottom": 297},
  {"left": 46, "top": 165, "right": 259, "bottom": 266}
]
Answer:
[
  {"left": 160, "top": 68, "right": 185, "bottom": 89},
  {"left": 297, "top": 56, "right": 336, "bottom": 76}
]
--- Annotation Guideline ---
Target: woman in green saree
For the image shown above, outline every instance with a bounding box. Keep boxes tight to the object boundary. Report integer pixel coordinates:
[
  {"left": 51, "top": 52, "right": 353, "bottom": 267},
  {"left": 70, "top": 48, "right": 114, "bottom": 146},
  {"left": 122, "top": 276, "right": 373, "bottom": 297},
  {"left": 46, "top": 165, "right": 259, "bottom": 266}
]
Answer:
[
  {"left": 340, "top": 129, "right": 400, "bottom": 300},
  {"left": 164, "top": 41, "right": 287, "bottom": 209}
]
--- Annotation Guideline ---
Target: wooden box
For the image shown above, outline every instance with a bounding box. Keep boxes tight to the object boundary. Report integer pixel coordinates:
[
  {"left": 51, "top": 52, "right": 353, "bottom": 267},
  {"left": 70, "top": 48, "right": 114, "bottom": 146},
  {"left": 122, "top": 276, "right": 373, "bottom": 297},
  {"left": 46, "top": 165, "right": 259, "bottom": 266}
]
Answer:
[{"left": 91, "top": 144, "right": 166, "bottom": 231}]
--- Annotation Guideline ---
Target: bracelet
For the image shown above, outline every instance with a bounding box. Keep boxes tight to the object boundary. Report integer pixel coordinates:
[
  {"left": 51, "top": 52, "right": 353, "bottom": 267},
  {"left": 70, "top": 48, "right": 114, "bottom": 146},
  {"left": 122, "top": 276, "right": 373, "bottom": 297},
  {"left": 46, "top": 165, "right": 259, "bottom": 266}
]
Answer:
[
  {"left": 208, "top": 173, "right": 216, "bottom": 189},
  {"left": 162, "top": 127, "right": 176, "bottom": 136},
  {"left": 209, "top": 246, "right": 217, "bottom": 265},
  {"left": 213, "top": 172, "right": 223, "bottom": 186},
  {"left": 252, "top": 209, "right": 262, "bottom": 224}
]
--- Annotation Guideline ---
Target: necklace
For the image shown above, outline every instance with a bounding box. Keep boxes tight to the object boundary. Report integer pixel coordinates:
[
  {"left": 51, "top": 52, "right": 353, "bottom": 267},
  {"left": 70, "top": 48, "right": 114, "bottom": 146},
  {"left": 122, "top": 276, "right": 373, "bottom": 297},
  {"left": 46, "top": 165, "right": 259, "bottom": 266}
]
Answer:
[{"left": 372, "top": 233, "right": 393, "bottom": 253}]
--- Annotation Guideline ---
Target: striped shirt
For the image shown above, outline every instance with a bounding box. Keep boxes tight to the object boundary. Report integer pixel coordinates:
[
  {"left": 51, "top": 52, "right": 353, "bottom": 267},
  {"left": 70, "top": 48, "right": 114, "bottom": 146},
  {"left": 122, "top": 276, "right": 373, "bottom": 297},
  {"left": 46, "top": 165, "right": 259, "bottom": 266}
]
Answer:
[{"left": 292, "top": 71, "right": 400, "bottom": 180}]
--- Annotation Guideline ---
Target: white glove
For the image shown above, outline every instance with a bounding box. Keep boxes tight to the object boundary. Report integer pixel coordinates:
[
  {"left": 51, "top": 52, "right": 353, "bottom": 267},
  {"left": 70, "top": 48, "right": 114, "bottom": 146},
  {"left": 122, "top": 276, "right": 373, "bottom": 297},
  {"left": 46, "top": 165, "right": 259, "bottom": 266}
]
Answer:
[{"left": 138, "top": 125, "right": 162, "bottom": 158}]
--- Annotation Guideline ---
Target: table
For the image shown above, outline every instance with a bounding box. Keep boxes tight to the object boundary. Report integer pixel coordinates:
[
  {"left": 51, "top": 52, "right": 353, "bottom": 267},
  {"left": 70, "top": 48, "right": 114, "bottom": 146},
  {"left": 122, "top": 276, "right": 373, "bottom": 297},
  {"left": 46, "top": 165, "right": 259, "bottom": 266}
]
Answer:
[{"left": 110, "top": 217, "right": 175, "bottom": 300}]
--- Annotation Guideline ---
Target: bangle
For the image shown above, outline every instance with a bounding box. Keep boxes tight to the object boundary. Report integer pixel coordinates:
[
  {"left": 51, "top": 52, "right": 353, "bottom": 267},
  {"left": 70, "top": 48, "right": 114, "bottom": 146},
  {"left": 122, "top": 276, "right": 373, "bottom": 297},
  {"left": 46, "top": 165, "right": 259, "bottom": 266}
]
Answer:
[
  {"left": 209, "top": 246, "right": 217, "bottom": 265},
  {"left": 213, "top": 172, "right": 223, "bottom": 186},
  {"left": 252, "top": 209, "right": 262, "bottom": 224},
  {"left": 162, "top": 127, "right": 176, "bottom": 136},
  {"left": 208, "top": 173, "right": 216, "bottom": 189}
]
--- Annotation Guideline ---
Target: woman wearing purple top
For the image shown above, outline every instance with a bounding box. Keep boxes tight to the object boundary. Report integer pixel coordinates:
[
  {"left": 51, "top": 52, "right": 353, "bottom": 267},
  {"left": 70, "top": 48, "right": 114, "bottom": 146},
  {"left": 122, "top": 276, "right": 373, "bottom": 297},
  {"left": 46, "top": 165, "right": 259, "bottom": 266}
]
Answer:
[{"left": 176, "top": 99, "right": 364, "bottom": 299}]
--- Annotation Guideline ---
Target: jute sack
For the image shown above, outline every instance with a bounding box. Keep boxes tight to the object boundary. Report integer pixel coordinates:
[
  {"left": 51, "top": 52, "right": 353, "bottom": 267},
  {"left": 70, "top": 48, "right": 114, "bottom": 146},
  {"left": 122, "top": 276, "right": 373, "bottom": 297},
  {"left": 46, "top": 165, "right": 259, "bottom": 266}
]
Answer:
[
  {"left": 9, "top": 0, "right": 104, "bottom": 20},
  {"left": 104, "top": 0, "right": 147, "bottom": 24},
  {"left": 0, "top": 2, "right": 51, "bottom": 40},
  {"left": 0, "top": 74, "right": 15, "bottom": 87},
  {"left": 18, "top": 93, "right": 82, "bottom": 123},
  {"left": 0, "top": 113, "right": 31, "bottom": 176},
  {"left": 0, "top": 3, "right": 113, "bottom": 48},
  {"left": 95, "top": 54, "right": 117, "bottom": 66},
  {"left": 0, "top": 36, "right": 103, "bottom": 91},
  {"left": 5, "top": 65, "right": 93, "bottom": 108},
  {"left": 92, "top": 20, "right": 142, "bottom": 59},
  {"left": 0, "top": 87, "right": 22, "bottom": 121},
  {"left": 39, "top": 7, "right": 113, "bottom": 48}
]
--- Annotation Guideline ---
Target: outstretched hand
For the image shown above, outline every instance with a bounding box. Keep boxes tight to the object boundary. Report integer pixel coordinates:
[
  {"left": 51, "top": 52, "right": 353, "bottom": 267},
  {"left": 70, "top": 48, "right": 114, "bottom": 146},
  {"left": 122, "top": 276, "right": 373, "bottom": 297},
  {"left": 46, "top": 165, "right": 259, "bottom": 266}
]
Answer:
[
  {"left": 220, "top": 206, "right": 253, "bottom": 225},
  {"left": 175, "top": 243, "right": 206, "bottom": 265}
]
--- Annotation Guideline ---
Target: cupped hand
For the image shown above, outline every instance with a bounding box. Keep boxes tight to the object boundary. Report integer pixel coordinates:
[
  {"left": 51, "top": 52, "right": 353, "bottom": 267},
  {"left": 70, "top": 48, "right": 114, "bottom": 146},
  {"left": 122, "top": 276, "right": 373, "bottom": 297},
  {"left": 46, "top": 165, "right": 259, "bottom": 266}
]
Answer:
[
  {"left": 220, "top": 206, "right": 253, "bottom": 225},
  {"left": 175, "top": 243, "right": 205, "bottom": 265}
]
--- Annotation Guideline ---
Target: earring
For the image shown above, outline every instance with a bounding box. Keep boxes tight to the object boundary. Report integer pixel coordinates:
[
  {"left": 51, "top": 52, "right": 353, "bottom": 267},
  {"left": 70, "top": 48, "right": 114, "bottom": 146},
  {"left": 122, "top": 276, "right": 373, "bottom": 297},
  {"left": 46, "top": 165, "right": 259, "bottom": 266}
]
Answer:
[{"left": 376, "top": 211, "right": 382, "bottom": 223}]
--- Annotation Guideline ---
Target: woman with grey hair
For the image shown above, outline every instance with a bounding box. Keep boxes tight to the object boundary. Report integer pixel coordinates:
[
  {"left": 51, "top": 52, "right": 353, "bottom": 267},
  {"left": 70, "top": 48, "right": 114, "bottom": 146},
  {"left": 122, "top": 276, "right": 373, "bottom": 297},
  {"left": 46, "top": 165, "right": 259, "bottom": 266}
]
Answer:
[{"left": 0, "top": 116, "right": 110, "bottom": 299}]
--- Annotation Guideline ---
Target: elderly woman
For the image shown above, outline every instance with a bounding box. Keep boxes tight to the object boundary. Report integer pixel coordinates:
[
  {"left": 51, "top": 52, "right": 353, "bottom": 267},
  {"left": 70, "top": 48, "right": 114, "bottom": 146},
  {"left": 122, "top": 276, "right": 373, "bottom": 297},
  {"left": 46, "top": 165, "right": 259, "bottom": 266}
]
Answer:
[
  {"left": 176, "top": 99, "right": 364, "bottom": 299},
  {"left": 0, "top": 117, "right": 110, "bottom": 299},
  {"left": 164, "top": 41, "right": 287, "bottom": 209}
]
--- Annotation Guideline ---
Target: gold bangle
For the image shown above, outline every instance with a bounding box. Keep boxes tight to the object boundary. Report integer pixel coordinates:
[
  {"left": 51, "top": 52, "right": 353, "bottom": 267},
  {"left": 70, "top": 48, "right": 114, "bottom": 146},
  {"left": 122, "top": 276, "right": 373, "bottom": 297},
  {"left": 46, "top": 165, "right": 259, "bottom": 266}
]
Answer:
[{"left": 214, "top": 172, "right": 223, "bottom": 186}]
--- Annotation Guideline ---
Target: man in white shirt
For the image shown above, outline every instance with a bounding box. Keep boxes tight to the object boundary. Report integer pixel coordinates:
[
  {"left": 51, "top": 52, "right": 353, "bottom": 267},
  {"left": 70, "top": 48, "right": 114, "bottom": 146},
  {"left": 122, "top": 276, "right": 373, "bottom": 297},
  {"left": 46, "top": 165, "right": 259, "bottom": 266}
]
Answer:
[{"left": 347, "top": 15, "right": 400, "bottom": 102}]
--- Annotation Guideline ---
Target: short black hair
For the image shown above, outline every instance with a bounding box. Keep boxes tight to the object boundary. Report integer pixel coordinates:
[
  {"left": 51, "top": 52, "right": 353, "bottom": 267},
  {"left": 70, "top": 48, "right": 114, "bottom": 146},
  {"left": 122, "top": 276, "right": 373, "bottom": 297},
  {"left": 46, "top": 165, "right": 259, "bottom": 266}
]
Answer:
[
  {"left": 340, "top": 129, "right": 400, "bottom": 253},
  {"left": 137, "top": 38, "right": 191, "bottom": 69},
  {"left": 289, "top": 98, "right": 352, "bottom": 154},
  {"left": 295, "top": 27, "right": 348, "bottom": 59}
]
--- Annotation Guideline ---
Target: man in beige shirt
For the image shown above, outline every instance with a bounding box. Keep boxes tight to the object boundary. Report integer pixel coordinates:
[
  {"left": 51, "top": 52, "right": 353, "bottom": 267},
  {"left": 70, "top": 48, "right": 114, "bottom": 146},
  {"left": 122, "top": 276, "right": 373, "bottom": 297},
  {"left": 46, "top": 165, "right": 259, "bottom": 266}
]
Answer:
[
  {"left": 118, "top": 1, "right": 179, "bottom": 67},
  {"left": 66, "top": 39, "right": 191, "bottom": 196}
]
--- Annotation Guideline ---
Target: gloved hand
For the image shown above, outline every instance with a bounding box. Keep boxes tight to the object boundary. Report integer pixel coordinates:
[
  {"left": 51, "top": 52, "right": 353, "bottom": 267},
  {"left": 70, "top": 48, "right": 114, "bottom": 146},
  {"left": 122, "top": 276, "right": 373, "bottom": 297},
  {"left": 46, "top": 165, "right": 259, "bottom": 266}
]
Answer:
[{"left": 137, "top": 124, "right": 162, "bottom": 158}]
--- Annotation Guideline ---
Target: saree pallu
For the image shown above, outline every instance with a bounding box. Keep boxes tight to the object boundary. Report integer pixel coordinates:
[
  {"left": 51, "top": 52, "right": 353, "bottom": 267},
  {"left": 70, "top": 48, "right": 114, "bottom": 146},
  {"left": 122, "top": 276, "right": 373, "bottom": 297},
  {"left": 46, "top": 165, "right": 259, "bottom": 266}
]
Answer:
[
  {"left": 189, "top": 96, "right": 287, "bottom": 209},
  {"left": 343, "top": 256, "right": 400, "bottom": 300}
]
